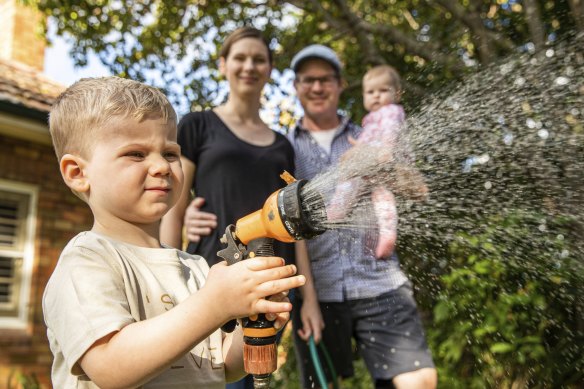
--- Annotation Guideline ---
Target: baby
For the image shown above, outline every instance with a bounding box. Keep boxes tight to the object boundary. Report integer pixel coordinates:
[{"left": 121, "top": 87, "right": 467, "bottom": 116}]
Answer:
[{"left": 329, "top": 65, "right": 424, "bottom": 258}]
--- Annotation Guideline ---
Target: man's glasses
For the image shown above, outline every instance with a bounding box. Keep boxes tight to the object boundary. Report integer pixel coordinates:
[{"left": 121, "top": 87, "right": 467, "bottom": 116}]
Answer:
[{"left": 296, "top": 74, "right": 339, "bottom": 88}]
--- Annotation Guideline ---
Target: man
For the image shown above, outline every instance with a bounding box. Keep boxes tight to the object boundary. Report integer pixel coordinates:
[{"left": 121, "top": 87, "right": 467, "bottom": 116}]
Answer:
[{"left": 288, "top": 44, "right": 437, "bottom": 389}]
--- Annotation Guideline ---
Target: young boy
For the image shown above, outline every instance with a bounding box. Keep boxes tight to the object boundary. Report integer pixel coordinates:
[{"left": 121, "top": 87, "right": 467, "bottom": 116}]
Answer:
[
  {"left": 42, "top": 77, "right": 305, "bottom": 388},
  {"left": 328, "top": 65, "right": 426, "bottom": 258}
]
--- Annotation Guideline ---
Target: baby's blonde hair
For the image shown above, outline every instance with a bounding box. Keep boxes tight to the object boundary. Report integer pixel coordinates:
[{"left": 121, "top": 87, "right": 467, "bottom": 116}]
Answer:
[
  {"left": 363, "top": 64, "right": 402, "bottom": 93},
  {"left": 49, "top": 77, "right": 176, "bottom": 160}
]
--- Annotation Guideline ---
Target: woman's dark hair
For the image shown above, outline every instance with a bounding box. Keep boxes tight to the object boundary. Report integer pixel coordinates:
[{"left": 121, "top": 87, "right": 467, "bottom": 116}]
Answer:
[{"left": 219, "top": 26, "right": 273, "bottom": 64}]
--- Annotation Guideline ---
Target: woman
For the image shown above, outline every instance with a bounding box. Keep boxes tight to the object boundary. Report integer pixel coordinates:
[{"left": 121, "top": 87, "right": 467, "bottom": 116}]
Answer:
[{"left": 161, "top": 27, "right": 296, "bottom": 389}]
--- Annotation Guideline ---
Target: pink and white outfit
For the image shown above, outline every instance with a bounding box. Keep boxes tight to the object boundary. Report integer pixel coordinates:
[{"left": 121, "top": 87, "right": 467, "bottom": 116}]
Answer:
[{"left": 329, "top": 104, "right": 405, "bottom": 259}]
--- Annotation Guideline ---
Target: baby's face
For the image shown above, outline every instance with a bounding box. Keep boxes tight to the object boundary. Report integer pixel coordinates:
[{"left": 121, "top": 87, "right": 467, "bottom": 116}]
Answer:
[{"left": 363, "top": 73, "right": 399, "bottom": 112}]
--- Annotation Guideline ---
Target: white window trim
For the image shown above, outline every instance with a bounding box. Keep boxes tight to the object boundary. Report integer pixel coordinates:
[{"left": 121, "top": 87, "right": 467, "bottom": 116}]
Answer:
[{"left": 0, "top": 179, "right": 38, "bottom": 330}]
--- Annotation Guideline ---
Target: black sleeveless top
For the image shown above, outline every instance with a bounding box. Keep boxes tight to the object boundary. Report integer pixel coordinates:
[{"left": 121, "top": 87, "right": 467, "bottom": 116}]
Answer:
[{"left": 177, "top": 110, "right": 296, "bottom": 266}]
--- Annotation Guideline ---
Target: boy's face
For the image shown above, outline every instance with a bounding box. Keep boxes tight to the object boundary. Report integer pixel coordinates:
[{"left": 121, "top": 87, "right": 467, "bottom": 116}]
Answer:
[
  {"left": 82, "top": 116, "right": 183, "bottom": 227},
  {"left": 363, "top": 73, "right": 399, "bottom": 112}
]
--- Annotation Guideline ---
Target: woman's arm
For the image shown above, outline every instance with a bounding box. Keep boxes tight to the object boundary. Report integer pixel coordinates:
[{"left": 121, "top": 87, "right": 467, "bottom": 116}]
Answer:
[{"left": 161, "top": 156, "right": 195, "bottom": 249}]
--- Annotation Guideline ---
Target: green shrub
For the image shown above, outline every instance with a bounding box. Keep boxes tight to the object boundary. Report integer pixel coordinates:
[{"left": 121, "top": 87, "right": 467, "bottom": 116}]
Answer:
[{"left": 426, "top": 212, "right": 583, "bottom": 388}]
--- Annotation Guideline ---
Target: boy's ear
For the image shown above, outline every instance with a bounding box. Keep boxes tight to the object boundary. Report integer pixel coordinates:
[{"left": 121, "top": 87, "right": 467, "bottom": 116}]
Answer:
[{"left": 60, "top": 154, "right": 90, "bottom": 194}]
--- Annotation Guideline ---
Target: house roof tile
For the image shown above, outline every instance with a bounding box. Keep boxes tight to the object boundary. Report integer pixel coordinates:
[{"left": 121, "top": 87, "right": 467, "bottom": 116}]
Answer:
[{"left": 0, "top": 58, "right": 65, "bottom": 113}]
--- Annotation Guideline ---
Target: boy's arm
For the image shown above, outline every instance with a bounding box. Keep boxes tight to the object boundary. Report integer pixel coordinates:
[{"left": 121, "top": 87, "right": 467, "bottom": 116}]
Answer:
[
  {"left": 79, "top": 257, "right": 304, "bottom": 389},
  {"left": 80, "top": 286, "right": 226, "bottom": 388},
  {"left": 222, "top": 325, "right": 245, "bottom": 383}
]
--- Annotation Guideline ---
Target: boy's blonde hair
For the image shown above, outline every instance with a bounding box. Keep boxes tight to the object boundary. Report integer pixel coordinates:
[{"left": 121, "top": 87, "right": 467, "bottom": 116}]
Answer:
[
  {"left": 363, "top": 64, "right": 402, "bottom": 93},
  {"left": 49, "top": 77, "right": 176, "bottom": 160}
]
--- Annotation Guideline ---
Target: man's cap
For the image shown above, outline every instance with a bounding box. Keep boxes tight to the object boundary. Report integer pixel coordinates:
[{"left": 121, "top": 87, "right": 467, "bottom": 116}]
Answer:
[{"left": 291, "top": 44, "right": 342, "bottom": 73}]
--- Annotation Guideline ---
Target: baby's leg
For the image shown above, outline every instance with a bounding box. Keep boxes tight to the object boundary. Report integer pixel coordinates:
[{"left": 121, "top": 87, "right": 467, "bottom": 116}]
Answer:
[
  {"left": 328, "top": 180, "right": 358, "bottom": 222},
  {"left": 372, "top": 186, "right": 398, "bottom": 259}
]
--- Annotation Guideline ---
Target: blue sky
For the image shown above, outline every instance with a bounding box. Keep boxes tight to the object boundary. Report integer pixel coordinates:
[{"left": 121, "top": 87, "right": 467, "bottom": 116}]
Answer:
[{"left": 43, "top": 32, "right": 112, "bottom": 86}]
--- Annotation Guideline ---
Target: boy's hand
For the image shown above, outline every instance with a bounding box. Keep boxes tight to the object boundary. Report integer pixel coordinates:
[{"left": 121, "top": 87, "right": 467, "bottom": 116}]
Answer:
[
  {"left": 184, "top": 197, "right": 217, "bottom": 242},
  {"left": 205, "top": 257, "right": 305, "bottom": 322},
  {"left": 265, "top": 291, "right": 292, "bottom": 331}
]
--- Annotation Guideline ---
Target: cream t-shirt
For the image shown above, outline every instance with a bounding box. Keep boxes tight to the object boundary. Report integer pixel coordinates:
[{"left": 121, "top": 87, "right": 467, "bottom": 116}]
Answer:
[
  {"left": 309, "top": 127, "right": 338, "bottom": 154},
  {"left": 42, "top": 231, "right": 225, "bottom": 388}
]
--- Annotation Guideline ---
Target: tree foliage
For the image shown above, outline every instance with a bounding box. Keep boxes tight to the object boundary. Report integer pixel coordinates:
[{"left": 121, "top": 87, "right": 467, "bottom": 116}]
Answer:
[
  {"left": 428, "top": 213, "right": 583, "bottom": 388},
  {"left": 29, "top": 0, "right": 584, "bottom": 120},
  {"left": 28, "top": 1, "right": 584, "bottom": 386}
]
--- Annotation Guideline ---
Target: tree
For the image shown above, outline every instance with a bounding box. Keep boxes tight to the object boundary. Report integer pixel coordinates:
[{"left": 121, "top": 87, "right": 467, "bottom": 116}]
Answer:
[
  {"left": 30, "top": 1, "right": 584, "bottom": 386},
  {"left": 29, "top": 0, "right": 582, "bottom": 121}
]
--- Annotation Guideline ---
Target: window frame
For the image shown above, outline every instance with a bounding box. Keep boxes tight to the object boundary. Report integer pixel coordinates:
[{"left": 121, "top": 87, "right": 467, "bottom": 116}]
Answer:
[{"left": 0, "top": 179, "right": 38, "bottom": 330}]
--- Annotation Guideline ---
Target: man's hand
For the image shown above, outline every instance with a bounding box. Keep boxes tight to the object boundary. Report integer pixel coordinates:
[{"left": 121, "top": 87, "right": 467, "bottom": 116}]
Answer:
[
  {"left": 297, "top": 297, "right": 325, "bottom": 343},
  {"left": 184, "top": 197, "right": 218, "bottom": 242}
]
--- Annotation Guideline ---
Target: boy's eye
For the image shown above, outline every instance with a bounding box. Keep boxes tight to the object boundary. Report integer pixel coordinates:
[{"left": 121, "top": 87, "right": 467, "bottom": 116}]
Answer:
[
  {"left": 164, "top": 151, "right": 180, "bottom": 161},
  {"left": 125, "top": 151, "right": 145, "bottom": 159}
]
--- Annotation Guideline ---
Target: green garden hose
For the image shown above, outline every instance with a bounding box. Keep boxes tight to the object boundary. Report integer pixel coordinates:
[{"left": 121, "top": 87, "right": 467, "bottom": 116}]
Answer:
[{"left": 308, "top": 335, "right": 339, "bottom": 389}]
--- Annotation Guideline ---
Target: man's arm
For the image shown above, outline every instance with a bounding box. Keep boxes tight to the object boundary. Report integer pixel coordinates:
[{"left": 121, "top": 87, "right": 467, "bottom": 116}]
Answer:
[{"left": 294, "top": 240, "right": 324, "bottom": 343}]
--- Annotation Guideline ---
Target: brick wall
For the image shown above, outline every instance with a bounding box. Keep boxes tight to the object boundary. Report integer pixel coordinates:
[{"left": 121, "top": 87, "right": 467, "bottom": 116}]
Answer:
[
  {"left": 0, "top": 134, "right": 93, "bottom": 388},
  {"left": 0, "top": 0, "right": 46, "bottom": 71}
]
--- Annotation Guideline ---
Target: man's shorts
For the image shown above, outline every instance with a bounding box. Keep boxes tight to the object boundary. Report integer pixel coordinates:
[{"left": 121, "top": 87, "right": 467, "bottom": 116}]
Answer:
[{"left": 292, "top": 282, "right": 435, "bottom": 388}]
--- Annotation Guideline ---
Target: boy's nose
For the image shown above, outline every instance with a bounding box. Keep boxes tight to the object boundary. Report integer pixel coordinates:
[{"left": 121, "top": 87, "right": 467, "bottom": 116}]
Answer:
[{"left": 149, "top": 156, "right": 171, "bottom": 176}]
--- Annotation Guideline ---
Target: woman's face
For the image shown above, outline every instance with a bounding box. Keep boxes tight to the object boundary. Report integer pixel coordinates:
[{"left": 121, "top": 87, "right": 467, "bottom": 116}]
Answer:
[{"left": 219, "top": 37, "right": 272, "bottom": 97}]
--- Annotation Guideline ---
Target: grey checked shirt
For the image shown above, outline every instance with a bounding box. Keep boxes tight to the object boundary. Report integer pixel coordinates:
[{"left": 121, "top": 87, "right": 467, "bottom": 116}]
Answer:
[{"left": 288, "top": 116, "right": 408, "bottom": 302}]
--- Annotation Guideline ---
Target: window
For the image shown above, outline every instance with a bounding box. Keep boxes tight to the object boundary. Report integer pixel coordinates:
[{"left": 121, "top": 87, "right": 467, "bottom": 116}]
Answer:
[{"left": 0, "top": 180, "right": 37, "bottom": 329}]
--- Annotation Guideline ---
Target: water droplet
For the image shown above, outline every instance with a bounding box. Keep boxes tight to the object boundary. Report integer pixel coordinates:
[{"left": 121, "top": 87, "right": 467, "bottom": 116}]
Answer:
[
  {"left": 526, "top": 118, "right": 537, "bottom": 128},
  {"left": 391, "top": 348, "right": 396, "bottom": 353},
  {"left": 538, "top": 129, "right": 549, "bottom": 139},
  {"left": 414, "top": 360, "right": 420, "bottom": 367},
  {"left": 484, "top": 181, "right": 492, "bottom": 190},
  {"left": 500, "top": 63, "right": 513, "bottom": 75},
  {"left": 514, "top": 77, "right": 526, "bottom": 86},
  {"left": 370, "top": 337, "right": 376, "bottom": 342},
  {"left": 555, "top": 76, "right": 569, "bottom": 85},
  {"left": 477, "top": 154, "right": 490, "bottom": 164},
  {"left": 503, "top": 133, "right": 514, "bottom": 145},
  {"left": 545, "top": 49, "right": 555, "bottom": 58}
]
